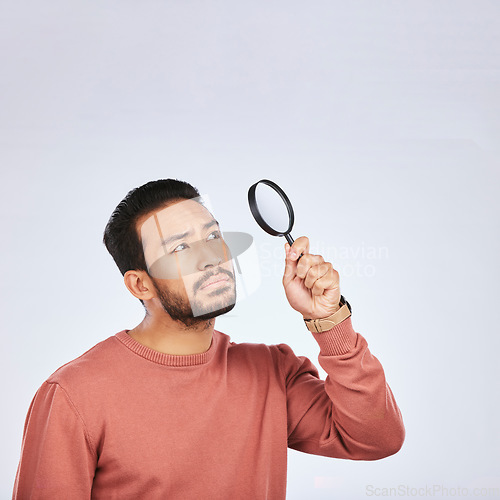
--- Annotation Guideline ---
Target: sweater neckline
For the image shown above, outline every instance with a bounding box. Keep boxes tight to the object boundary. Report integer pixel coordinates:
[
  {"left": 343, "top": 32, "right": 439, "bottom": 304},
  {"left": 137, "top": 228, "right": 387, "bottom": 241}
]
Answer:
[{"left": 115, "top": 329, "right": 218, "bottom": 367}]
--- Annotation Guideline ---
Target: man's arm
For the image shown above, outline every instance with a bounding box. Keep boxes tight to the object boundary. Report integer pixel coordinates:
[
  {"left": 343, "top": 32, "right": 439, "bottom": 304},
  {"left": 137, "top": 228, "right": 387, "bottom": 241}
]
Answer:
[
  {"left": 279, "top": 237, "right": 405, "bottom": 459},
  {"left": 278, "top": 315, "right": 405, "bottom": 460},
  {"left": 13, "top": 381, "right": 96, "bottom": 499}
]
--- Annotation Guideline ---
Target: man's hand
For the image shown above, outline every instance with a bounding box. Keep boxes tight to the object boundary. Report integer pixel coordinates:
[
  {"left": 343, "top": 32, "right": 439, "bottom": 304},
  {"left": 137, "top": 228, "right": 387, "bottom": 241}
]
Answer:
[{"left": 283, "top": 236, "right": 341, "bottom": 320}]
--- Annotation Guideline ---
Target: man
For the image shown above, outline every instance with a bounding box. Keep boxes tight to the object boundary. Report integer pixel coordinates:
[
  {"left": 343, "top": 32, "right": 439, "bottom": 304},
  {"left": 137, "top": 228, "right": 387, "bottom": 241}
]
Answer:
[{"left": 13, "top": 178, "right": 405, "bottom": 499}]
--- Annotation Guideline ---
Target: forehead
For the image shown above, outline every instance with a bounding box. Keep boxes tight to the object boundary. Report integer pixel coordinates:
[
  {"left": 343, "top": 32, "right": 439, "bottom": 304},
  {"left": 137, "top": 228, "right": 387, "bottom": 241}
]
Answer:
[{"left": 137, "top": 198, "right": 214, "bottom": 243}]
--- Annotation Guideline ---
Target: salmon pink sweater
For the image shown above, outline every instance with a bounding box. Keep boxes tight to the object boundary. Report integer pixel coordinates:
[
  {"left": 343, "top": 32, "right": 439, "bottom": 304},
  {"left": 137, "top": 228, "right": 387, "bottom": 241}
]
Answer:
[{"left": 13, "top": 315, "right": 405, "bottom": 499}]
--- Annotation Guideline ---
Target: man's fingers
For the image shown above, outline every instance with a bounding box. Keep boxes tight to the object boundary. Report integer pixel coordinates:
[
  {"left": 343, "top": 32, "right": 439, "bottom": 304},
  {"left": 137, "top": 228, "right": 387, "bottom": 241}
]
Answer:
[
  {"left": 296, "top": 254, "right": 325, "bottom": 279},
  {"left": 303, "top": 262, "right": 330, "bottom": 289},
  {"left": 310, "top": 268, "right": 339, "bottom": 296}
]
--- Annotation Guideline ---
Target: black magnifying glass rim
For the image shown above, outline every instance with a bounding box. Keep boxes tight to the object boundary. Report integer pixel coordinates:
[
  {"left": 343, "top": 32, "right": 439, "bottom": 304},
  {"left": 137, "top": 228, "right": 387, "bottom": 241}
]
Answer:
[{"left": 248, "top": 179, "right": 295, "bottom": 236}]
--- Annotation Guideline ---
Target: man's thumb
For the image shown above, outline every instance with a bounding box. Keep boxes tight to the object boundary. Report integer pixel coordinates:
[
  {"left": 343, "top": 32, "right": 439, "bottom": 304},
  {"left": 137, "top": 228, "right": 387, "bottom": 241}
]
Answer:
[{"left": 283, "top": 242, "right": 296, "bottom": 285}]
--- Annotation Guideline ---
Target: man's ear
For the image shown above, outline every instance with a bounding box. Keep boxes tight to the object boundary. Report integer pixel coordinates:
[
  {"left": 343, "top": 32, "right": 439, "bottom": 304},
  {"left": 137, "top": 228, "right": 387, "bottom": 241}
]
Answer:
[{"left": 124, "top": 270, "right": 155, "bottom": 302}]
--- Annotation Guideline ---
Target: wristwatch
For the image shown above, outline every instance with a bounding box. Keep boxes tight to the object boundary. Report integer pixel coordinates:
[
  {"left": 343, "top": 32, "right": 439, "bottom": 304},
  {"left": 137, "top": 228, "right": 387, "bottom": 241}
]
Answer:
[{"left": 303, "top": 295, "right": 352, "bottom": 333}]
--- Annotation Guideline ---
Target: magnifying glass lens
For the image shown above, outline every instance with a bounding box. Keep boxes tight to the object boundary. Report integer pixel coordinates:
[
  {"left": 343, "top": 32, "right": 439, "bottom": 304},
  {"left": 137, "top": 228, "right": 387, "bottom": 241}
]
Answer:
[
  {"left": 254, "top": 183, "right": 290, "bottom": 234},
  {"left": 248, "top": 179, "right": 302, "bottom": 260}
]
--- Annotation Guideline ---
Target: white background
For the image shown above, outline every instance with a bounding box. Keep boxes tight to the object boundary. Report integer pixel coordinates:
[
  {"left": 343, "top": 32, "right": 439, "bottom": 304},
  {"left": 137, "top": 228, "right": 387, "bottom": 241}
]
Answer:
[{"left": 1, "top": 1, "right": 499, "bottom": 498}]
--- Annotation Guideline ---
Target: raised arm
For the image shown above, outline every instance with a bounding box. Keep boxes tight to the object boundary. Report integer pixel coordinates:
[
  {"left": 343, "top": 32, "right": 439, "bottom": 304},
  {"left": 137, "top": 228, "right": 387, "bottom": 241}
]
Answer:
[
  {"left": 280, "top": 237, "right": 404, "bottom": 459},
  {"left": 279, "top": 315, "right": 405, "bottom": 460}
]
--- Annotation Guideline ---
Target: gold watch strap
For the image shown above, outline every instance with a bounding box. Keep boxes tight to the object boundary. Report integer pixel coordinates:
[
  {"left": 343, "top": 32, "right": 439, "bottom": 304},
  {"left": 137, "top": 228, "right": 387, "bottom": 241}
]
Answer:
[{"left": 303, "top": 303, "right": 352, "bottom": 333}]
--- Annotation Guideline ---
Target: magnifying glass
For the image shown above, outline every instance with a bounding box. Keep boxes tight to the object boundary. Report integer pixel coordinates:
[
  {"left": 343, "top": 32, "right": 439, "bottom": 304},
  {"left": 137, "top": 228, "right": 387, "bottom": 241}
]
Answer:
[{"left": 248, "top": 179, "right": 304, "bottom": 261}]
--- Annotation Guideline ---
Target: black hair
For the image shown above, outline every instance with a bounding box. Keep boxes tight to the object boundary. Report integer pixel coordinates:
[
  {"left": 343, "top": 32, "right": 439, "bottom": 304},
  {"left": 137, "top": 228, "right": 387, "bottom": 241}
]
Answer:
[{"left": 102, "top": 179, "right": 200, "bottom": 308}]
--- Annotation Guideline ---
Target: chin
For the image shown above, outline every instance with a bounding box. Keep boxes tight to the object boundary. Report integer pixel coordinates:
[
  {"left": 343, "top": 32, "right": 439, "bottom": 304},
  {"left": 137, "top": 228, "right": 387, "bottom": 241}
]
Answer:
[{"left": 193, "top": 300, "right": 236, "bottom": 321}]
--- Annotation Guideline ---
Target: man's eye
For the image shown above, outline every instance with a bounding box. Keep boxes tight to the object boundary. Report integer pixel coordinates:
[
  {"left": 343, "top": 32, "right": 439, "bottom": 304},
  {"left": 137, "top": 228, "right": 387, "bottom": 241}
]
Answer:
[
  {"left": 172, "top": 243, "right": 188, "bottom": 253},
  {"left": 208, "top": 231, "right": 221, "bottom": 240},
  {"left": 171, "top": 232, "right": 220, "bottom": 253}
]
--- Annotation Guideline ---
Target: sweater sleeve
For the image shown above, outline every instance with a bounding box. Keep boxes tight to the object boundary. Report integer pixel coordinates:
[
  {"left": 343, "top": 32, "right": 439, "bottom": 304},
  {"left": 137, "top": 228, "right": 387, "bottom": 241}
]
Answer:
[
  {"left": 278, "top": 315, "right": 405, "bottom": 460},
  {"left": 12, "top": 381, "right": 96, "bottom": 499}
]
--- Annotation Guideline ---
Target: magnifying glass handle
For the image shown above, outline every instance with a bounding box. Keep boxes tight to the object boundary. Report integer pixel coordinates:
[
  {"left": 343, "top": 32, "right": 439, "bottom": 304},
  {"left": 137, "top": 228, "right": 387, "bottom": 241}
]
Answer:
[{"left": 284, "top": 234, "right": 304, "bottom": 261}]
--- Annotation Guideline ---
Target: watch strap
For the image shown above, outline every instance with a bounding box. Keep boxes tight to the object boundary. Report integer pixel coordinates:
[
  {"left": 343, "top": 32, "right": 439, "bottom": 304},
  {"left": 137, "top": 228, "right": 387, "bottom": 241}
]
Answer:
[{"left": 303, "top": 295, "right": 352, "bottom": 333}]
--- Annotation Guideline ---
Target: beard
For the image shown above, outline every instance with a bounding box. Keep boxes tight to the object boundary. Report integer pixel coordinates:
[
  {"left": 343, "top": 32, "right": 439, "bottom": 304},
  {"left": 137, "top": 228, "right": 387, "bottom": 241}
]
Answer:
[{"left": 150, "top": 269, "right": 236, "bottom": 328}]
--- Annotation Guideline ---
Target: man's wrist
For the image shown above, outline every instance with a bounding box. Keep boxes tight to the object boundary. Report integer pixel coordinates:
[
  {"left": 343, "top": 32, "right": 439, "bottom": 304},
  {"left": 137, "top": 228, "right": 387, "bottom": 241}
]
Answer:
[
  {"left": 302, "top": 295, "right": 345, "bottom": 320},
  {"left": 303, "top": 296, "right": 352, "bottom": 333},
  {"left": 302, "top": 303, "right": 341, "bottom": 320}
]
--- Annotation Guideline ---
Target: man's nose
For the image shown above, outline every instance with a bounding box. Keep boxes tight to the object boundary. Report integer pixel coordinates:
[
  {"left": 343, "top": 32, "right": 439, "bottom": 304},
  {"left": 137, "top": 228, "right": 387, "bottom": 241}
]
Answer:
[{"left": 196, "top": 240, "right": 225, "bottom": 270}]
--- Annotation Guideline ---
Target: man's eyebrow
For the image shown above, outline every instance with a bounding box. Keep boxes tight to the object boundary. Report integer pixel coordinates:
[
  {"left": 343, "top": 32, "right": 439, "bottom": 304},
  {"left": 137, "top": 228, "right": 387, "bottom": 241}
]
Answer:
[{"left": 161, "top": 219, "right": 220, "bottom": 247}]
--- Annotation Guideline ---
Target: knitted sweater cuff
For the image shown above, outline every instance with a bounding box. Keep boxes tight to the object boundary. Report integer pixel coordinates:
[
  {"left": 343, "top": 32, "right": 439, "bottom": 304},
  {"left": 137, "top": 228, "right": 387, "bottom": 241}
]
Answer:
[{"left": 310, "top": 315, "right": 358, "bottom": 356}]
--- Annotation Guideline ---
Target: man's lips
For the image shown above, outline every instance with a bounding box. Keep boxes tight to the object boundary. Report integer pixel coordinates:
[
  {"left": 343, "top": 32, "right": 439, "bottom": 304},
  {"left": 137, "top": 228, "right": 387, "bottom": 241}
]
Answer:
[{"left": 200, "top": 275, "right": 230, "bottom": 289}]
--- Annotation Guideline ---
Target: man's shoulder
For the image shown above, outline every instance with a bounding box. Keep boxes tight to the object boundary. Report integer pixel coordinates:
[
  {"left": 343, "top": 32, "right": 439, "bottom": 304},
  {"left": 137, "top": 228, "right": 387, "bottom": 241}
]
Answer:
[
  {"left": 221, "top": 330, "right": 309, "bottom": 375},
  {"left": 221, "top": 331, "right": 285, "bottom": 367},
  {"left": 46, "top": 333, "right": 123, "bottom": 387}
]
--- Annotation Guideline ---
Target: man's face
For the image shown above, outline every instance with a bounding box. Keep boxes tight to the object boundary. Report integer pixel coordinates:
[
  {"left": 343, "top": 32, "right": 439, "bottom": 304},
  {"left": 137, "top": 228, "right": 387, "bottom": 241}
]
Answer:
[{"left": 139, "top": 198, "right": 236, "bottom": 326}]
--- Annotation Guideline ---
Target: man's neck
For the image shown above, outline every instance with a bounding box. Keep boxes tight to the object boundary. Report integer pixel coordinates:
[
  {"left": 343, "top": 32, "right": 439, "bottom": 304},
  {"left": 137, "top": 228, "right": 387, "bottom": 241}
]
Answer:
[{"left": 127, "top": 316, "right": 215, "bottom": 355}]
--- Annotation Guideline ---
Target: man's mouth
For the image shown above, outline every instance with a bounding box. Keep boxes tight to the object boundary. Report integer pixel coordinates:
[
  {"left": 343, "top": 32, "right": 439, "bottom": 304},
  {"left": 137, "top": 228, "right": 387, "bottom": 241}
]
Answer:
[{"left": 200, "top": 274, "right": 230, "bottom": 290}]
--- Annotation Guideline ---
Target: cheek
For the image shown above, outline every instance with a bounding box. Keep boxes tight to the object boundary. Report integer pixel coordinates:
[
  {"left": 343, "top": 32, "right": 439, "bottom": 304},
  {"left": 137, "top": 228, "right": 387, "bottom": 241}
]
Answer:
[
  {"left": 221, "top": 259, "right": 234, "bottom": 273},
  {"left": 156, "top": 278, "right": 187, "bottom": 296},
  {"left": 179, "top": 274, "right": 198, "bottom": 294}
]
